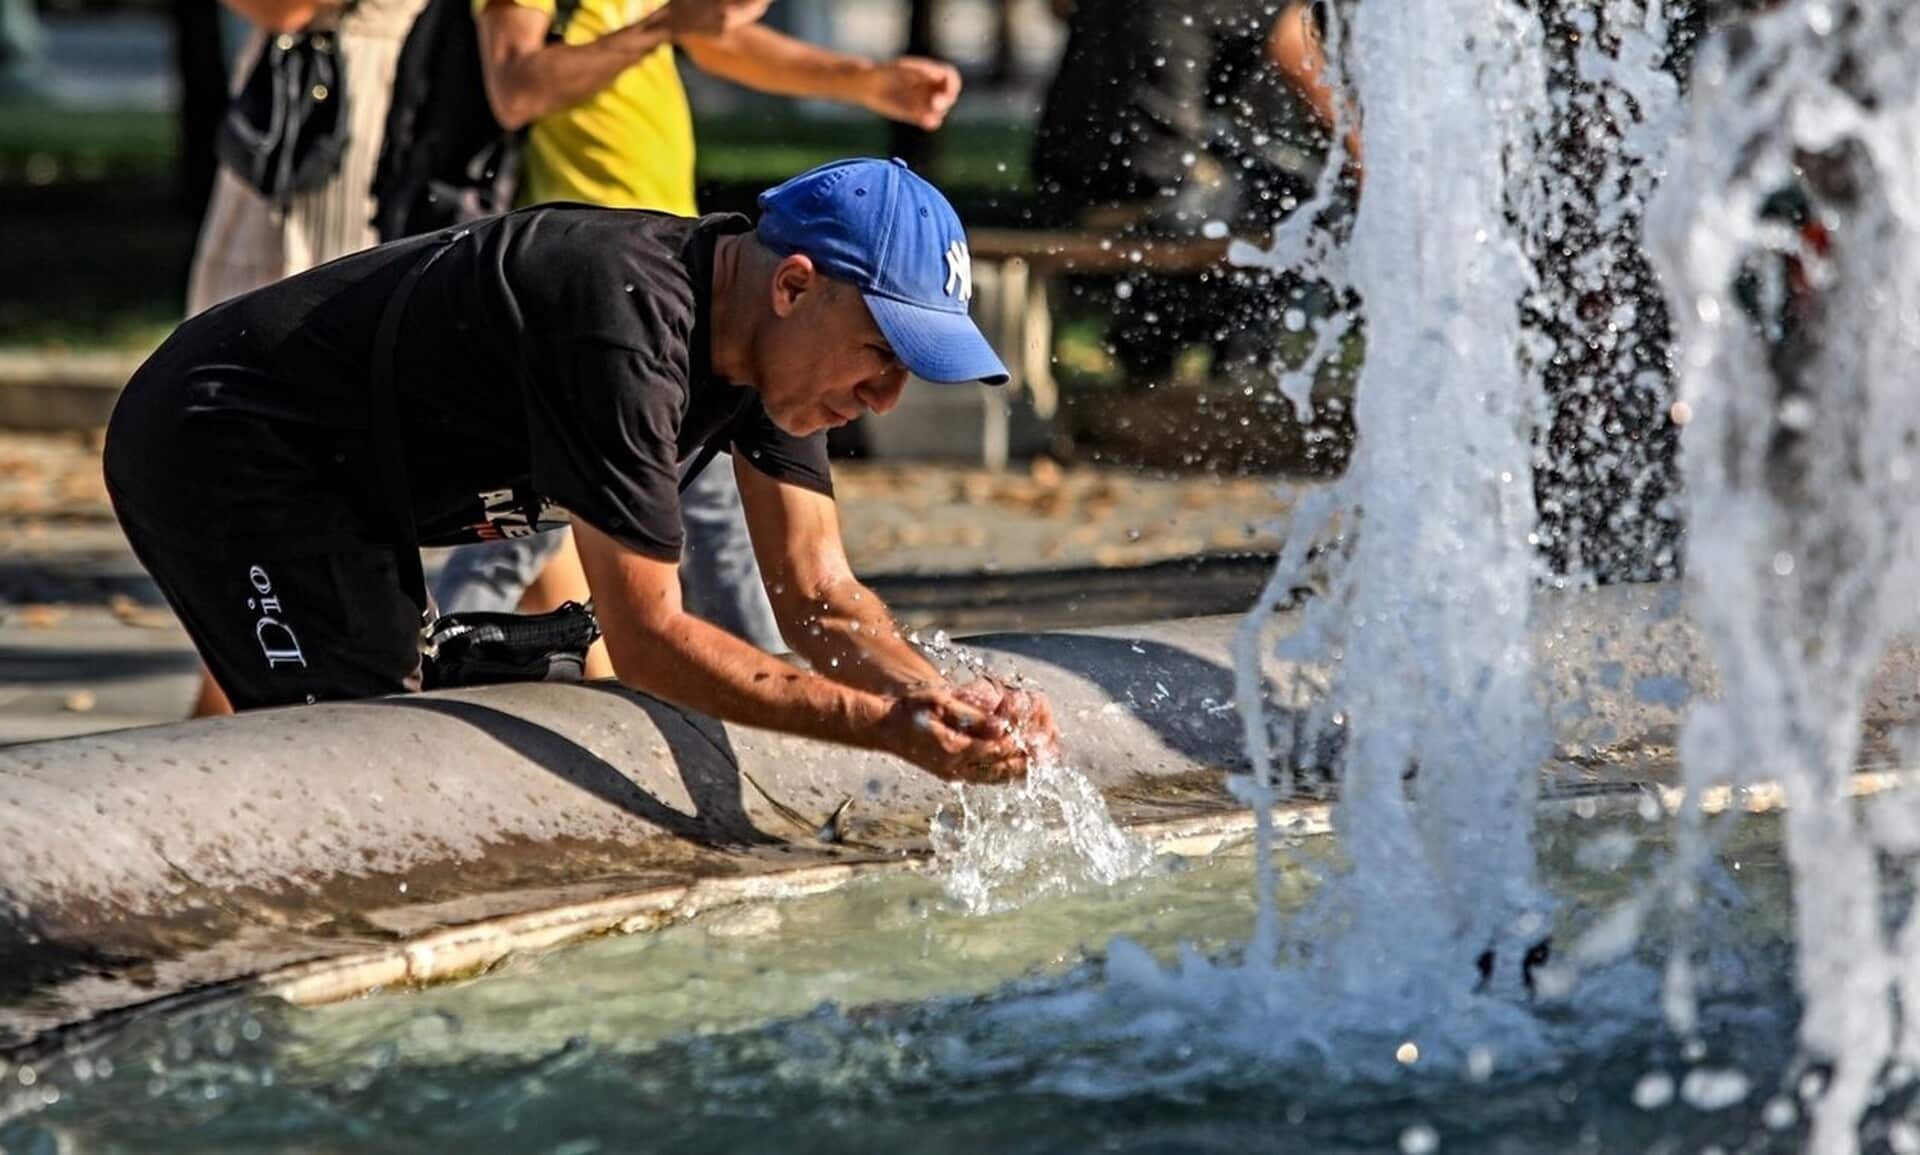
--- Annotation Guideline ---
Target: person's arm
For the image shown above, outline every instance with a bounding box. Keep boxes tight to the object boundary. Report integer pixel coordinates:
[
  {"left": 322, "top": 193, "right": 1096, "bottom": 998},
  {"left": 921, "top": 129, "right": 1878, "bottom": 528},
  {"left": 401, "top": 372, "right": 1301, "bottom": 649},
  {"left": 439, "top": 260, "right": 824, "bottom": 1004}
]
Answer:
[
  {"left": 222, "top": 0, "right": 330, "bottom": 33},
  {"left": 1269, "top": 0, "right": 1362, "bottom": 167},
  {"left": 679, "top": 24, "right": 961, "bottom": 131},
  {"left": 475, "top": 0, "right": 771, "bottom": 130},
  {"left": 732, "top": 455, "right": 940, "bottom": 694},
  {"left": 571, "top": 517, "right": 1030, "bottom": 782},
  {"left": 733, "top": 458, "right": 1063, "bottom": 754}
]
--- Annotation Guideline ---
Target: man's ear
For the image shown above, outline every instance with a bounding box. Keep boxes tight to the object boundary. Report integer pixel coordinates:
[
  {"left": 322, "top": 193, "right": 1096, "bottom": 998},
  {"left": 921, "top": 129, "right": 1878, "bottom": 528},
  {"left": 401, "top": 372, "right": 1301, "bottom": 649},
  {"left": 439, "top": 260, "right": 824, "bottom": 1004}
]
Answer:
[{"left": 770, "top": 253, "right": 818, "bottom": 319}]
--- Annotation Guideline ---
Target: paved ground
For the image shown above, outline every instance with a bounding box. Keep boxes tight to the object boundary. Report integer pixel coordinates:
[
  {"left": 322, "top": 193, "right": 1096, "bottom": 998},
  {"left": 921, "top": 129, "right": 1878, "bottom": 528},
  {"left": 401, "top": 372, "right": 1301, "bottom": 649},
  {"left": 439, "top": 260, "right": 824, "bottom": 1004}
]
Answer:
[{"left": 0, "top": 431, "right": 1303, "bottom": 743}]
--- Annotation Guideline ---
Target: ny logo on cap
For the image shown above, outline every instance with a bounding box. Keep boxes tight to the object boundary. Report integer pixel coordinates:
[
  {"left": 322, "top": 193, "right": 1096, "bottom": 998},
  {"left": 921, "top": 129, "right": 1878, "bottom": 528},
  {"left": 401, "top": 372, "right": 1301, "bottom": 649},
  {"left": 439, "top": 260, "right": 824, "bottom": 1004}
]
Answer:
[{"left": 943, "top": 240, "right": 973, "bottom": 303}]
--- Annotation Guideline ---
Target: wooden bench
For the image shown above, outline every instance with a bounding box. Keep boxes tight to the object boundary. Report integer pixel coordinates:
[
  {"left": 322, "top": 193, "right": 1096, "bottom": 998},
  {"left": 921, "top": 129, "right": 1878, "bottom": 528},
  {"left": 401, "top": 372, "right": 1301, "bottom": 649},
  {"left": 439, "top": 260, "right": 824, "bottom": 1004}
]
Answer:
[{"left": 872, "top": 230, "right": 1236, "bottom": 469}]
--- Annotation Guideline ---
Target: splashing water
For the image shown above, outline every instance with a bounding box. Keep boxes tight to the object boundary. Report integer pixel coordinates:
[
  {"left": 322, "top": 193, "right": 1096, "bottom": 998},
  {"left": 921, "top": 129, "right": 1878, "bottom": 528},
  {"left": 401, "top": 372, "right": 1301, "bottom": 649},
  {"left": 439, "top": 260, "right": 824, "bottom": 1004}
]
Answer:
[
  {"left": 918, "top": 634, "right": 1152, "bottom": 914},
  {"left": 1224, "top": 0, "right": 1920, "bottom": 1144},
  {"left": 1647, "top": 4, "right": 1920, "bottom": 1150},
  {"left": 931, "top": 754, "right": 1153, "bottom": 916},
  {"left": 1223, "top": 0, "right": 1555, "bottom": 1047},
  {"left": 1520, "top": 0, "right": 1685, "bottom": 584}
]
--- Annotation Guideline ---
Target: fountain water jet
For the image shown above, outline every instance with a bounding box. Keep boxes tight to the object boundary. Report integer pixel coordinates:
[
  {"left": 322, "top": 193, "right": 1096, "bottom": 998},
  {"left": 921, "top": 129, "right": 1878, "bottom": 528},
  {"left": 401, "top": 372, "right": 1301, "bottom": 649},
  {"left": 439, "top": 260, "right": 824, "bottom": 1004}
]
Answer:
[
  {"left": 1649, "top": 4, "right": 1920, "bottom": 1149},
  {"left": 1233, "top": 0, "right": 1554, "bottom": 1007}
]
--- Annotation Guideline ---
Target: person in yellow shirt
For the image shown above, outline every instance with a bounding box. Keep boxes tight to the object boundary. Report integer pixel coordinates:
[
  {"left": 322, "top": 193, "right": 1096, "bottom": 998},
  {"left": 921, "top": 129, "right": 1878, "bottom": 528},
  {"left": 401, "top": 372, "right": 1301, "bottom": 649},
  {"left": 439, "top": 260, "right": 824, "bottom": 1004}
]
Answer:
[
  {"left": 432, "top": 0, "right": 964, "bottom": 666},
  {"left": 488, "top": 0, "right": 705, "bottom": 214}
]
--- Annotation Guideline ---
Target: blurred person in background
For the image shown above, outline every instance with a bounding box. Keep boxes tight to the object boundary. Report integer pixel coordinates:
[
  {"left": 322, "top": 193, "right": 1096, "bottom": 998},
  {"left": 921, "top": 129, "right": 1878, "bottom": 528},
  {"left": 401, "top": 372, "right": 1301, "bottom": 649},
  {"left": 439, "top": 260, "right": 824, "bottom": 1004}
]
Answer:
[
  {"left": 189, "top": 0, "right": 429, "bottom": 310},
  {"left": 1031, "top": 0, "right": 1350, "bottom": 383},
  {"left": 434, "top": 0, "right": 968, "bottom": 673},
  {"left": 181, "top": 0, "right": 437, "bottom": 715}
]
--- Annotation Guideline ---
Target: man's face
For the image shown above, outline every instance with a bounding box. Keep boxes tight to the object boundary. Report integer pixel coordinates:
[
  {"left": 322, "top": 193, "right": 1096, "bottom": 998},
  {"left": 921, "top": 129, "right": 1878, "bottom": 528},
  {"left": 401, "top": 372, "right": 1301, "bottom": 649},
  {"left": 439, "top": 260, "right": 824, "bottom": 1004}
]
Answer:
[{"left": 753, "top": 258, "right": 911, "bottom": 438}]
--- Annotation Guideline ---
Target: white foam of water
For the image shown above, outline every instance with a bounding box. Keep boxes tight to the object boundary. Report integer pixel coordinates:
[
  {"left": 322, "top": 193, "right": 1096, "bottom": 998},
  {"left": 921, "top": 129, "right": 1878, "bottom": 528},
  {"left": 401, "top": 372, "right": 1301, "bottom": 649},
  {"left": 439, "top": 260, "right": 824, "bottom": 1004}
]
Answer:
[
  {"left": 1646, "top": 4, "right": 1920, "bottom": 1151},
  {"left": 1228, "top": 0, "right": 1554, "bottom": 1023},
  {"left": 930, "top": 754, "right": 1154, "bottom": 916},
  {"left": 984, "top": 933, "right": 1677, "bottom": 1106},
  {"left": 913, "top": 629, "right": 1155, "bottom": 914}
]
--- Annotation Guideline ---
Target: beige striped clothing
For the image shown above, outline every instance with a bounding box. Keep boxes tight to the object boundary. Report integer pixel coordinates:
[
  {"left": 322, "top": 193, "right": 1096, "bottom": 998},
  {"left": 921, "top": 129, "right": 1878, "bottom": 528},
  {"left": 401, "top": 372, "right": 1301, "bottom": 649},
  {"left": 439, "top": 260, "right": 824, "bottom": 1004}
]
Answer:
[{"left": 186, "top": 0, "right": 428, "bottom": 314}]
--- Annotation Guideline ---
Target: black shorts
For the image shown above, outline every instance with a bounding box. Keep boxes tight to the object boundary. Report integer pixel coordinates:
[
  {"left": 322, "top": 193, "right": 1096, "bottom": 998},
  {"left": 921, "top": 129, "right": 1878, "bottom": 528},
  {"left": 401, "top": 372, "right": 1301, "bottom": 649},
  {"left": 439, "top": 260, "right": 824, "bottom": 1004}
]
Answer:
[{"left": 108, "top": 479, "right": 424, "bottom": 710}]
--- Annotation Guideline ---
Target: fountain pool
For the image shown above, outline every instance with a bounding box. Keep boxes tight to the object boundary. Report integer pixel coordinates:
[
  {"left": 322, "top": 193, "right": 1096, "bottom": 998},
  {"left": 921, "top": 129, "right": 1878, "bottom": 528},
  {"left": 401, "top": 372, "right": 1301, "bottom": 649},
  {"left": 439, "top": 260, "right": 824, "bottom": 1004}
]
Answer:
[{"left": 0, "top": 807, "right": 1830, "bottom": 1154}]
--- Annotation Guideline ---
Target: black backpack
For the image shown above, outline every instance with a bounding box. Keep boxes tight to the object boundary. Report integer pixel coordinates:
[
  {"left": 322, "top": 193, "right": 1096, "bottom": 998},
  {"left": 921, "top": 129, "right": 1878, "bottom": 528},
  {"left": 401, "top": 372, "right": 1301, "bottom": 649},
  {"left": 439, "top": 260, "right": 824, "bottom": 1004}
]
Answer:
[{"left": 371, "top": 0, "right": 578, "bottom": 241}]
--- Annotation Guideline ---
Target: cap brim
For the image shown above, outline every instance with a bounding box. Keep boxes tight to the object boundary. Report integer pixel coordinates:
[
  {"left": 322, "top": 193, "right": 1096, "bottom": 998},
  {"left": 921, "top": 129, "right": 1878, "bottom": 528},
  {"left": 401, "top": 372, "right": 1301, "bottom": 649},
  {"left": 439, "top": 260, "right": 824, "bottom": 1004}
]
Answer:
[{"left": 863, "top": 293, "right": 1010, "bottom": 386}]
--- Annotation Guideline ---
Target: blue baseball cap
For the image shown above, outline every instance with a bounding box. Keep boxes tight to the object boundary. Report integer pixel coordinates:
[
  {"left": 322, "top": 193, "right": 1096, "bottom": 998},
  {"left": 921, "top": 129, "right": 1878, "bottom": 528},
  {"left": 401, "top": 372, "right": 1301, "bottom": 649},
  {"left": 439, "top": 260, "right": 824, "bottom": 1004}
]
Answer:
[{"left": 756, "top": 158, "right": 1010, "bottom": 386}]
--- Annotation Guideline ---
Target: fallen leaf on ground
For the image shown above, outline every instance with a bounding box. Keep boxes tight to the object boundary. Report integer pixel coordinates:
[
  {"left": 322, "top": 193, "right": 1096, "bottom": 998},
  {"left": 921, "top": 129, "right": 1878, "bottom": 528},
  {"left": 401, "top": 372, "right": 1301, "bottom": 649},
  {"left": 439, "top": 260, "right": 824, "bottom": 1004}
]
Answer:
[
  {"left": 109, "top": 594, "right": 174, "bottom": 630},
  {"left": 12, "top": 605, "right": 67, "bottom": 629}
]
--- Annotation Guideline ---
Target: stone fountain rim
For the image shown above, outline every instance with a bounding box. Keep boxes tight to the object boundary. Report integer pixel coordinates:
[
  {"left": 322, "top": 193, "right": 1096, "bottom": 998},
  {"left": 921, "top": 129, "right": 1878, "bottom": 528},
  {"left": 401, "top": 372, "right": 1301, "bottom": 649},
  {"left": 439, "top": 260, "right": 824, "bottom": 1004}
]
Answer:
[{"left": 21, "top": 769, "right": 1920, "bottom": 1069}]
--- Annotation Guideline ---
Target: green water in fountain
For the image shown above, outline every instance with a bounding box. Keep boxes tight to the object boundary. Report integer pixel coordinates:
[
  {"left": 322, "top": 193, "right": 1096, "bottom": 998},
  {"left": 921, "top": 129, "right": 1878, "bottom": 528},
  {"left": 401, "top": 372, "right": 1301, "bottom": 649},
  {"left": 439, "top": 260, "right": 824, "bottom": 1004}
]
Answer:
[{"left": 0, "top": 810, "right": 1823, "bottom": 1154}]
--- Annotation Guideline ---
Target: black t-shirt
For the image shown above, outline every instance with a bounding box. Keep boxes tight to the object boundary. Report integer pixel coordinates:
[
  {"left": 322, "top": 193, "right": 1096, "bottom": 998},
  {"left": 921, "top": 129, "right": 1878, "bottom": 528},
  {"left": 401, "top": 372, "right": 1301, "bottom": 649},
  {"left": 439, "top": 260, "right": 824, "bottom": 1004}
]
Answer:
[{"left": 108, "top": 208, "right": 831, "bottom": 560}]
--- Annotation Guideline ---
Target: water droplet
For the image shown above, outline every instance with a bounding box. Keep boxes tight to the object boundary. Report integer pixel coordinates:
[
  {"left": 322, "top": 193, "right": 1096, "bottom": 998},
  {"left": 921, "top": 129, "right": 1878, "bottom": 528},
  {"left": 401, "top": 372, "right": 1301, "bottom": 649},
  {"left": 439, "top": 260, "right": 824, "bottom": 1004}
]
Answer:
[
  {"left": 1466, "top": 1045, "right": 1495, "bottom": 1082},
  {"left": 1632, "top": 1071, "right": 1673, "bottom": 1109},
  {"left": 1798, "top": 1070, "right": 1827, "bottom": 1101},
  {"left": 1762, "top": 1097, "right": 1799, "bottom": 1131},
  {"left": 1680, "top": 1068, "right": 1751, "bottom": 1112}
]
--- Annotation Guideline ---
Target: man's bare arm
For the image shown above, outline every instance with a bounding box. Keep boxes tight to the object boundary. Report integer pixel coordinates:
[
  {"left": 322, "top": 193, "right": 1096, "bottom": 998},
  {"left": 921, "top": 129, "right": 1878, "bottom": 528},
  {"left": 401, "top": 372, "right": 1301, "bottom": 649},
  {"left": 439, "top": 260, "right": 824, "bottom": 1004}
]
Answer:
[
  {"left": 1269, "top": 1, "right": 1362, "bottom": 166},
  {"left": 679, "top": 25, "right": 961, "bottom": 131},
  {"left": 679, "top": 23, "right": 874, "bottom": 103},
  {"left": 222, "top": 0, "right": 330, "bottom": 33},
  {"left": 732, "top": 458, "right": 941, "bottom": 695},
  {"left": 475, "top": 0, "right": 769, "bottom": 130},
  {"left": 572, "top": 518, "right": 1028, "bottom": 781}
]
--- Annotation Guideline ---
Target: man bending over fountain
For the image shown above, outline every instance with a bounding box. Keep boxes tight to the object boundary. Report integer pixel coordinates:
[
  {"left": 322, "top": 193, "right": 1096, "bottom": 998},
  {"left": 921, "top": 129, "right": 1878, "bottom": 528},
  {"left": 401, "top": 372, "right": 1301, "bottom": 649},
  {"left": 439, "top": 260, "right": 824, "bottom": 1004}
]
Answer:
[{"left": 103, "top": 158, "right": 1055, "bottom": 784}]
